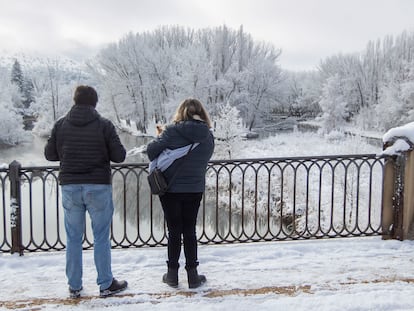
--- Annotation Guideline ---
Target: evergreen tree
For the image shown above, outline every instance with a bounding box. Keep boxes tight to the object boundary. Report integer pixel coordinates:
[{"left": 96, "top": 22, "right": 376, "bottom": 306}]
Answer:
[
  {"left": 22, "top": 78, "right": 35, "bottom": 108},
  {"left": 11, "top": 59, "right": 23, "bottom": 90},
  {"left": 10, "top": 59, "right": 34, "bottom": 109}
]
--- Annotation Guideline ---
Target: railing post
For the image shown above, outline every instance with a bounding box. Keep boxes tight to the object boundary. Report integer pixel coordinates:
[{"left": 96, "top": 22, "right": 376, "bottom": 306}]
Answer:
[
  {"left": 382, "top": 154, "right": 397, "bottom": 239},
  {"left": 391, "top": 153, "right": 405, "bottom": 240},
  {"left": 400, "top": 149, "right": 414, "bottom": 239},
  {"left": 10, "top": 160, "right": 23, "bottom": 255},
  {"left": 382, "top": 135, "right": 414, "bottom": 240}
]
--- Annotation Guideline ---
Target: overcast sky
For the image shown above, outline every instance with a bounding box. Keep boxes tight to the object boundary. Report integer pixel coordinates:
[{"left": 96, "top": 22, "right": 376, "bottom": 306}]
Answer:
[{"left": 1, "top": 0, "right": 413, "bottom": 71}]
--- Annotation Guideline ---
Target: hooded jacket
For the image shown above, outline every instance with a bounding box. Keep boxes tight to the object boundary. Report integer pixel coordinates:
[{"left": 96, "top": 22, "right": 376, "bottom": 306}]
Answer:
[
  {"left": 146, "top": 120, "right": 214, "bottom": 193},
  {"left": 44, "top": 105, "right": 126, "bottom": 185}
]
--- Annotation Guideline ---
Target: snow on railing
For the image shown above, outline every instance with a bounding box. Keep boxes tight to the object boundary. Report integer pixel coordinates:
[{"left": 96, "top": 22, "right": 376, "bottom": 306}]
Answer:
[{"left": 382, "top": 122, "right": 414, "bottom": 155}]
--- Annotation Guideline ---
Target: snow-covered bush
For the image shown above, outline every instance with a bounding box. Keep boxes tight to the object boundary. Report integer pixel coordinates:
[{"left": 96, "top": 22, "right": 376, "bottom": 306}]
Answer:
[
  {"left": 0, "top": 102, "right": 27, "bottom": 146},
  {"left": 374, "top": 83, "right": 405, "bottom": 131},
  {"left": 354, "top": 106, "right": 381, "bottom": 131},
  {"left": 318, "top": 74, "right": 348, "bottom": 133},
  {"left": 0, "top": 70, "right": 28, "bottom": 146},
  {"left": 205, "top": 131, "right": 382, "bottom": 237},
  {"left": 213, "top": 102, "right": 245, "bottom": 159}
]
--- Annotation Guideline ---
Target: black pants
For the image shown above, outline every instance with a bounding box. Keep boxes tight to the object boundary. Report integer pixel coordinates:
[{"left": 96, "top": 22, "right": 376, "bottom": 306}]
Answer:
[{"left": 159, "top": 192, "right": 203, "bottom": 269}]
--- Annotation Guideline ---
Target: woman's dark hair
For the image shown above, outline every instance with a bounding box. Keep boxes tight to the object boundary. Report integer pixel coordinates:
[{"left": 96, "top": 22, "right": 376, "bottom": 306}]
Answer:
[{"left": 73, "top": 85, "right": 98, "bottom": 107}]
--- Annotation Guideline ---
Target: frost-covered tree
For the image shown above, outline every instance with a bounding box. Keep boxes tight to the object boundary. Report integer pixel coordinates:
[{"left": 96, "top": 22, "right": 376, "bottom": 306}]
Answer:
[
  {"left": 91, "top": 36, "right": 153, "bottom": 132},
  {"left": 92, "top": 25, "right": 283, "bottom": 132},
  {"left": 0, "top": 67, "right": 27, "bottom": 145},
  {"left": 28, "top": 56, "right": 91, "bottom": 136},
  {"left": 10, "top": 59, "right": 35, "bottom": 110},
  {"left": 10, "top": 59, "right": 24, "bottom": 109},
  {"left": 318, "top": 74, "right": 348, "bottom": 133},
  {"left": 11, "top": 60, "right": 24, "bottom": 90},
  {"left": 22, "top": 78, "right": 35, "bottom": 110},
  {"left": 213, "top": 102, "right": 245, "bottom": 159},
  {"left": 314, "top": 30, "right": 414, "bottom": 132},
  {"left": 400, "top": 64, "right": 414, "bottom": 123},
  {"left": 319, "top": 54, "right": 366, "bottom": 120},
  {"left": 242, "top": 51, "right": 282, "bottom": 130},
  {"left": 280, "top": 71, "right": 322, "bottom": 117},
  {"left": 173, "top": 45, "right": 213, "bottom": 105},
  {"left": 31, "top": 83, "right": 74, "bottom": 137},
  {"left": 374, "top": 83, "right": 405, "bottom": 131},
  {"left": 0, "top": 103, "right": 27, "bottom": 146}
]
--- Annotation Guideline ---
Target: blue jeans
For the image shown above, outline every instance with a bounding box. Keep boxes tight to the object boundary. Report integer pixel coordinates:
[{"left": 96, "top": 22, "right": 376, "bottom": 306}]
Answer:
[{"left": 62, "top": 184, "right": 114, "bottom": 291}]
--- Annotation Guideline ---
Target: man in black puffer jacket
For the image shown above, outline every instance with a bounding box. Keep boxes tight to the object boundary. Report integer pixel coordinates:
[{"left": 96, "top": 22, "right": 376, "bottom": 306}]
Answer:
[{"left": 44, "top": 85, "right": 128, "bottom": 298}]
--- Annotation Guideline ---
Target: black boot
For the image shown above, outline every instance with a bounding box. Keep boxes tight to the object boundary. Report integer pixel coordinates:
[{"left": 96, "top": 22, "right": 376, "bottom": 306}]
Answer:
[
  {"left": 162, "top": 266, "right": 179, "bottom": 287},
  {"left": 186, "top": 267, "right": 206, "bottom": 289}
]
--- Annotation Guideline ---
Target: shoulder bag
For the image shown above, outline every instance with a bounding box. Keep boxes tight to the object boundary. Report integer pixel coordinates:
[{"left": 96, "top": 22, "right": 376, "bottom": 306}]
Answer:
[{"left": 147, "top": 143, "right": 195, "bottom": 196}]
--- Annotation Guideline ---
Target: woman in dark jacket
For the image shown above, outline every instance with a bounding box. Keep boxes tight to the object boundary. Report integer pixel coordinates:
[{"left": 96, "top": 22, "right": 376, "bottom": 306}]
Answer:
[{"left": 146, "top": 98, "right": 214, "bottom": 289}]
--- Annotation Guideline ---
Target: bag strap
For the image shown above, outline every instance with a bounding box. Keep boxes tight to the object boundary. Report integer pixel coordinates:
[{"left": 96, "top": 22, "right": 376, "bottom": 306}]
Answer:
[{"left": 165, "top": 143, "right": 195, "bottom": 190}]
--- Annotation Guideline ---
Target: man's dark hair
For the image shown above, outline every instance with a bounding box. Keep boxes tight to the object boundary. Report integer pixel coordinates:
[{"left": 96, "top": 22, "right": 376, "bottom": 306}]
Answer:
[{"left": 73, "top": 85, "right": 98, "bottom": 107}]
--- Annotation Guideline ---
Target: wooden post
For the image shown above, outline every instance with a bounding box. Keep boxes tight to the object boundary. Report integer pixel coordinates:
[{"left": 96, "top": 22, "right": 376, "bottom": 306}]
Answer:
[
  {"left": 392, "top": 154, "right": 405, "bottom": 240},
  {"left": 381, "top": 155, "right": 396, "bottom": 239},
  {"left": 382, "top": 137, "right": 414, "bottom": 240},
  {"left": 402, "top": 150, "right": 414, "bottom": 239}
]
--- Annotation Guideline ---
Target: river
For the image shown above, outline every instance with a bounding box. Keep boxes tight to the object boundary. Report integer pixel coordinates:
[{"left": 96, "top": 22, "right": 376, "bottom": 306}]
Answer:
[
  {"left": 1, "top": 128, "right": 382, "bottom": 250},
  {"left": 0, "top": 132, "right": 151, "bottom": 166},
  {"left": 1, "top": 132, "right": 269, "bottom": 249}
]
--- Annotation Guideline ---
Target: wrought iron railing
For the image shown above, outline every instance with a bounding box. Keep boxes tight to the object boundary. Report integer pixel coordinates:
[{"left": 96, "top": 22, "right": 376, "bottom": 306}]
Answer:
[{"left": 1, "top": 153, "right": 388, "bottom": 254}]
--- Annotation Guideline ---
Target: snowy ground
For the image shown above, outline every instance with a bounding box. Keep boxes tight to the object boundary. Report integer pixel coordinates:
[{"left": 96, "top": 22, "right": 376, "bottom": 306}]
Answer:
[
  {"left": 1, "top": 130, "right": 410, "bottom": 310},
  {"left": 1, "top": 237, "right": 414, "bottom": 311}
]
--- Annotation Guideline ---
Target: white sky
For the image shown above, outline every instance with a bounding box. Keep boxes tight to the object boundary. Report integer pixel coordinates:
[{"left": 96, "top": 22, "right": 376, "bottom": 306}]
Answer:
[{"left": 0, "top": 0, "right": 413, "bottom": 71}]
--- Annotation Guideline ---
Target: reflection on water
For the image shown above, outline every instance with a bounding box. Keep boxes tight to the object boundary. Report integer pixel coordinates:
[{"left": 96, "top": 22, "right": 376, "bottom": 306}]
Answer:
[
  {"left": 119, "top": 133, "right": 152, "bottom": 163},
  {"left": 0, "top": 132, "right": 151, "bottom": 166},
  {"left": 1, "top": 132, "right": 155, "bottom": 247},
  {"left": 111, "top": 168, "right": 287, "bottom": 246},
  {"left": 0, "top": 135, "right": 51, "bottom": 166}
]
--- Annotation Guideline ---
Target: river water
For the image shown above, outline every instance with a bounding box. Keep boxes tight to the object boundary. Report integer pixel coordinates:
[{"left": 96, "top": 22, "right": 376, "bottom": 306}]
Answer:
[
  {"left": 1, "top": 129, "right": 383, "bottom": 250},
  {"left": 0, "top": 133, "right": 157, "bottom": 249},
  {"left": 0, "top": 133, "right": 150, "bottom": 166},
  {"left": 1, "top": 133, "right": 268, "bottom": 249}
]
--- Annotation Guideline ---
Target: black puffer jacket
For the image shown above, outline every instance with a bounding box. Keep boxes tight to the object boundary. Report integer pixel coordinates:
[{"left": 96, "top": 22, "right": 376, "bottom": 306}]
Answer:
[
  {"left": 146, "top": 120, "right": 214, "bottom": 193},
  {"left": 44, "top": 105, "right": 126, "bottom": 185}
]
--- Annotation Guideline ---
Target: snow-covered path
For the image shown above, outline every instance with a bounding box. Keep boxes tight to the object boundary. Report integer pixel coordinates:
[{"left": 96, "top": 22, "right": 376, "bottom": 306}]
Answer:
[{"left": 1, "top": 237, "right": 414, "bottom": 310}]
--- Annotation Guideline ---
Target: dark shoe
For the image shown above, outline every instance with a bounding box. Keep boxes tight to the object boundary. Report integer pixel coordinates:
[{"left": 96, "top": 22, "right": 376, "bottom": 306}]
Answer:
[
  {"left": 99, "top": 278, "right": 128, "bottom": 297},
  {"left": 69, "top": 286, "right": 83, "bottom": 299},
  {"left": 186, "top": 267, "right": 206, "bottom": 289},
  {"left": 162, "top": 267, "right": 179, "bottom": 287}
]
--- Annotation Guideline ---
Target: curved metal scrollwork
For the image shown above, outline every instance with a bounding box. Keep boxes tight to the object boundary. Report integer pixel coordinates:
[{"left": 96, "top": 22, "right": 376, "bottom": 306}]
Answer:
[{"left": 0, "top": 153, "right": 387, "bottom": 253}]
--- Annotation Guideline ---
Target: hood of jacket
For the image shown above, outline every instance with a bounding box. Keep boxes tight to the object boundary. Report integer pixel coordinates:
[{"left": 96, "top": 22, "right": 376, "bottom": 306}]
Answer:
[{"left": 66, "top": 105, "right": 99, "bottom": 126}]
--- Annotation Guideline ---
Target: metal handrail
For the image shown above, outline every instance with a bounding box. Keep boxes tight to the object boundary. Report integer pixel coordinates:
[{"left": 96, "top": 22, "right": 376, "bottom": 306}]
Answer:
[{"left": 0, "top": 153, "right": 388, "bottom": 253}]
